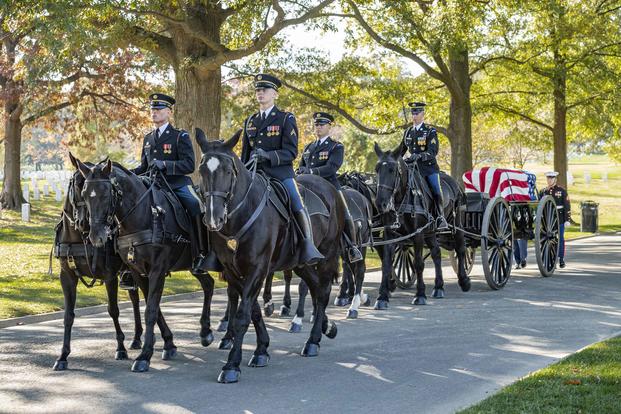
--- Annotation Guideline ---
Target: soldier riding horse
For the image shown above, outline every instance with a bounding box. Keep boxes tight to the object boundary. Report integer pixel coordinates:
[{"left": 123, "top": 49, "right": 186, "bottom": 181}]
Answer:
[
  {"left": 374, "top": 142, "right": 471, "bottom": 305},
  {"left": 196, "top": 129, "right": 343, "bottom": 383}
]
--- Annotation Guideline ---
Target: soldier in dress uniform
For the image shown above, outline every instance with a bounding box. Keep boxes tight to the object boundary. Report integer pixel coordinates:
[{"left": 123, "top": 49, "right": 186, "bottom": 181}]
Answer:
[
  {"left": 122, "top": 93, "right": 218, "bottom": 289},
  {"left": 297, "top": 111, "right": 363, "bottom": 262},
  {"left": 539, "top": 171, "right": 571, "bottom": 268},
  {"left": 402, "top": 102, "right": 448, "bottom": 229},
  {"left": 240, "top": 74, "right": 324, "bottom": 265}
]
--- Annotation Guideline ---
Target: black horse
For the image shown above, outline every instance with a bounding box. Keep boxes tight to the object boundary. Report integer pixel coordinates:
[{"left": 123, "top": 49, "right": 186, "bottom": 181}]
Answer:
[
  {"left": 53, "top": 158, "right": 143, "bottom": 370},
  {"left": 196, "top": 129, "right": 343, "bottom": 383},
  {"left": 285, "top": 182, "right": 374, "bottom": 334},
  {"left": 374, "top": 142, "right": 471, "bottom": 305},
  {"left": 74, "top": 157, "right": 216, "bottom": 373},
  {"left": 336, "top": 172, "right": 400, "bottom": 311}
]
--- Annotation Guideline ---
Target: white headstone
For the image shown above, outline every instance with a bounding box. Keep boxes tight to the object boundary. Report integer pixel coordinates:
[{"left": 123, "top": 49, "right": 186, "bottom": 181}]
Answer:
[
  {"left": 567, "top": 171, "right": 574, "bottom": 186},
  {"left": 21, "top": 203, "right": 30, "bottom": 222},
  {"left": 55, "top": 189, "right": 63, "bottom": 202},
  {"left": 602, "top": 172, "right": 608, "bottom": 182},
  {"left": 33, "top": 185, "right": 40, "bottom": 201},
  {"left": 584, "top": 172, "right": 591, "bottom": 184},
  {"left": 43, "top": 184, "right": 49, "bottom": 197},
  {"left": 30, "top": 177, "right": 36, "bottom": 189},
  {"left": 22, "top": 184, "right": 29, "bottom": 203}
]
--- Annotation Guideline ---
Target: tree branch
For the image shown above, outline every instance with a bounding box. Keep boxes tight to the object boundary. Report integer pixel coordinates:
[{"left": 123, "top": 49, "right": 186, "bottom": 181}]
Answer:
[
  {"left": 196, "top": 0, "right": 336, "bottom": 70},
  {"left": 281, "top": 79, "right": 403, "bottom": 135},
  {"left": 488, "top": 104, "right": 553, "bottom": 132},
  {"left": 345, "top": 0, "right": 446, "bottom": 83},
  {"left": 125, "top": 25, "right": 175, "bottom": 63}
]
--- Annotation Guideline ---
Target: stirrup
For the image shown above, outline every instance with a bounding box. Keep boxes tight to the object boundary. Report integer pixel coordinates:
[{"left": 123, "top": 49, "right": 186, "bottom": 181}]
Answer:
[
  {"left": 347, "top": 246, "right": 363, "bottom": 263},
  {"left": 436, "top": 216, "right": 449, "bottom": 230},
  {"left": 119, "top": 271, "right": 137, "bottom": 291}
]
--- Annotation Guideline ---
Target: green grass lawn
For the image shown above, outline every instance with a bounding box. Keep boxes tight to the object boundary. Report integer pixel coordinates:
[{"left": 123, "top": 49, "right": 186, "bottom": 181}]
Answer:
[
  {"left": 460, "top": 336, "right": 621, "bottom": 413},
  {"left": 0, "top": 196, "right": 225, "bottom": 319}
]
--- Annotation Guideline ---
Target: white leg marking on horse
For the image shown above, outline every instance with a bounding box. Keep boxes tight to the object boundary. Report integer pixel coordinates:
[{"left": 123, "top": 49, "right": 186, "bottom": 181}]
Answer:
[
  {"left": 292, "top": 315, "right": 303, "bottom": 325},
  {"left": 206, "top": 157, "right": 220, "bottom": 172},
  {"left": 350, "top": 294, "right": 361, "bottom": 311}
]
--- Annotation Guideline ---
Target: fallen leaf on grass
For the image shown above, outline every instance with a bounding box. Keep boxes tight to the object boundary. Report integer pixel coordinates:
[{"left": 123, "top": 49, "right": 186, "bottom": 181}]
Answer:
[{"left": 564, "top": 379, "right": 582, "bottom": 385}]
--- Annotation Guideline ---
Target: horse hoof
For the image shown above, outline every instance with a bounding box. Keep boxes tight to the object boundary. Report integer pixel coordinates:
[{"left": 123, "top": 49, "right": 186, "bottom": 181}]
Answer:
[
  {"left": 289, "top": 322, "right": 302, "bottom": 333},
  {"left": 301, "top": 342, "right": 320, "bottom": 357},
  {"left": 264, "top": 303, "right": 274, "bottom": 317},
  {"left": 248, "top": 353, "right": 270, "bottom": 368},
  {"left": 334, "top": 297, "right": 349, "bottom": 307},
  {"left": 216, "top": 320, "right": 228, "bottom": 332},
  {"left": 217, "top": 369, "right": 240, "bottom": 383},
  {"left": 459, "top": 278, "right": 472, "bottom": 292},
  {"left": 201, "top": 331, "right": 215, "bottom": 347},
  {"left": 218, "top": 338, "right": 233, "bottom": 350},
  {"left": 362, "top": 295, "right": 372, "bottom": 307},
  {"left": 373, "top": 300, "right": 389, "bottom": 310},
  {"left": 115, "top": 350, "right": 128, "bottom": 360},
  {"left": 325, "top": 321, "right": 338, "bottom": 339},
  {"left": 432, "top": 288, "right": 445, "bottom": 298},
  {"left": 280, "top": 306, "right": 291, "bottom": 317},
  {"left": 129, "top": 339, "right": 142, "bottom": 350},
  {"left": 161, "top": 347, "right": 177, "bottom": 360},
  {"left": 131, "top": 360, "right": 150, "bottom": 372},
  {"left": 53, "top": 360, "right": 68, "bottom": 371},
  {"left": 347, "top": 309, "right": 358, "bottom": 319},
  {"left": 412, "top": 296, "right": 427, "bottom": 306}
]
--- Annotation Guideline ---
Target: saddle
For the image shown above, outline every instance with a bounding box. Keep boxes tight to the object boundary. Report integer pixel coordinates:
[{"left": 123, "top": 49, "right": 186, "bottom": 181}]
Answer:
[
  {"left": 115, "top": 174, "right": 192, "bottom": 255},
  {"left": 263, "top": 175, "right": 330, "bottom": 222}
]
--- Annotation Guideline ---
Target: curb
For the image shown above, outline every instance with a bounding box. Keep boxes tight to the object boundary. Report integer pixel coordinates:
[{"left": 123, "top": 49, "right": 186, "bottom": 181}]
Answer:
[{"left": 0, "top": 266, "right": 382, "bottom": 330}]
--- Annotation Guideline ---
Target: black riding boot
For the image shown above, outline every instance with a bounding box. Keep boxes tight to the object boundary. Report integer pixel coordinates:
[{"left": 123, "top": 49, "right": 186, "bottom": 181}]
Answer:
[
  {"left": 338, "top": 191, "right": 363, "bottom": 263},
  {"left": 434, "top": 193, "right": 449, "bottom": 230},
  {"left": 119, "top": 270, "right": 136, "bottom": 291},
  {"left": 192, "top": 215, "right": 223, "bottom": 273},
  {"left": 294, "top": 208, "right": 325, "bottom": 266}
]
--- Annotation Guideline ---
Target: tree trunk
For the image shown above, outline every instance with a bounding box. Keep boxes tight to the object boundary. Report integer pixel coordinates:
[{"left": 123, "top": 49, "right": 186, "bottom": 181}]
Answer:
[
  {"left": 447, "top": 47, "right": 473, "bottom": 181},
  {"left": 1, "top": 106, "right": 25, "bottom": 211},
  {"left": 552, "top": 68, "right": 568, "bottom": 189},
  {"left": 174, "top": 66, "right": 222, "bottom": 182}
]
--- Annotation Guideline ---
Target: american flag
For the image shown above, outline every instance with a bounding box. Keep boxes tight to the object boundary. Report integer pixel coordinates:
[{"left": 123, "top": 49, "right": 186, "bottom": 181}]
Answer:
[{"left": 463, "top": 167, "right": 537, "bottom": 201}]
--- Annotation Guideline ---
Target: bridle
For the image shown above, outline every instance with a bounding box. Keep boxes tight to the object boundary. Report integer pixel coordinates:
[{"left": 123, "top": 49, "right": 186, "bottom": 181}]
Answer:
[
  {"left": 83, "top": 178, "right": 120, "bottom": 235},
  {"left": 199, "top": 153, "right": 258, "bottom": 226},
  {"left": 377, "top": 158, "right": 404, "bottom": 211}
]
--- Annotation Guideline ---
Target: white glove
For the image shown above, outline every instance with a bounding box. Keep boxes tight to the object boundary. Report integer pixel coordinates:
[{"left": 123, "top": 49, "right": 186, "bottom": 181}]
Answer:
[{"left": 564, "top": 221, "right": 570, "bottom": 227}]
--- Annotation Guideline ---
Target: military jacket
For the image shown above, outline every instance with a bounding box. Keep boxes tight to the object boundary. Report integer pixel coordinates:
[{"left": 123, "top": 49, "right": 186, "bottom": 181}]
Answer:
[
  {"left": 539, "top": 185, "right": 571, "bottom": 223},
  {"left": 403, "top": 123, "right": 440, "bottom": 176},
  {"left": 132, "top": 124, "right": 194, "bottom": 189},
  {"left": 298, "top": 136, "right": 344, "bottom": 189},
  {"left": 240, "top": 106, "right": 299, "bottom": 180}
]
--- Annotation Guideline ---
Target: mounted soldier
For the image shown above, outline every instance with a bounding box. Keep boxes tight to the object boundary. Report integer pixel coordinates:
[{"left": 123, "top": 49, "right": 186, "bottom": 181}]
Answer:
[
  {"left": 127, "top": 93, "right": 220, "bottom": 289},
  {"left": 240, "top": 74, "right": 323, "bottom": 265},
  {"left": 297, "top": 111, "right": 362, "bottom": 262},
  {"left": 402, "top": 102, "right": 448, "bottom": 230}
]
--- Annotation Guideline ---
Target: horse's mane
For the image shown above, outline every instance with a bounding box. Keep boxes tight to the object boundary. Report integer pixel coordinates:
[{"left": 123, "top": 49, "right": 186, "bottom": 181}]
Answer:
[{"left": 111, "top": 161, "right": 134, "bottom": 176}]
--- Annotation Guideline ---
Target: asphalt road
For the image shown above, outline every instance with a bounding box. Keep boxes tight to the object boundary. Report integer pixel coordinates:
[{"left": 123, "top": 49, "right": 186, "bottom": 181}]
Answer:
[{"left": 1, "top": 234, "right": 620, "bottom": 414}]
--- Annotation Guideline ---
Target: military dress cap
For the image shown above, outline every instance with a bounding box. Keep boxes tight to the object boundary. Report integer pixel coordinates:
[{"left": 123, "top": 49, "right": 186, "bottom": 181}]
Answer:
[
  {"left": 408, "top": 101, "right": 426, "bottom": 113},
  {"left": 313, "top": 112, "right": 334, "bottom": 125},
  {"left": 150, "top": 93, "right": 175, "bottom": 109},
  {"left": 254, "top": 73, "right": 281, "bottom": 90},
  {"left": 545, "top": 171, "right": 559, "bottom": 178}
]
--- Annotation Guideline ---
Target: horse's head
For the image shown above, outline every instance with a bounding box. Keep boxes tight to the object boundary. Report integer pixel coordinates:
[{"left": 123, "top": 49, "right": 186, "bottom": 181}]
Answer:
[
  {"left": 74, "top": 156, "right": 116, "bottom": 247},
  {"left": 195, "top": 128, "right": 243, "bottom": 231},
  {"left": 68, "top": 152, "right": 90, "bottom": 233},
  {"left": 374, "top": 141, "right": 407, "bottom": 214}
]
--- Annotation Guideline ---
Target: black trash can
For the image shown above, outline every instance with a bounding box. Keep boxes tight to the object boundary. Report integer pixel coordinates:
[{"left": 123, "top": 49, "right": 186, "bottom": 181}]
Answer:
[{"left": 580, "top": 201, "right": 599, "bottom": 233}]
